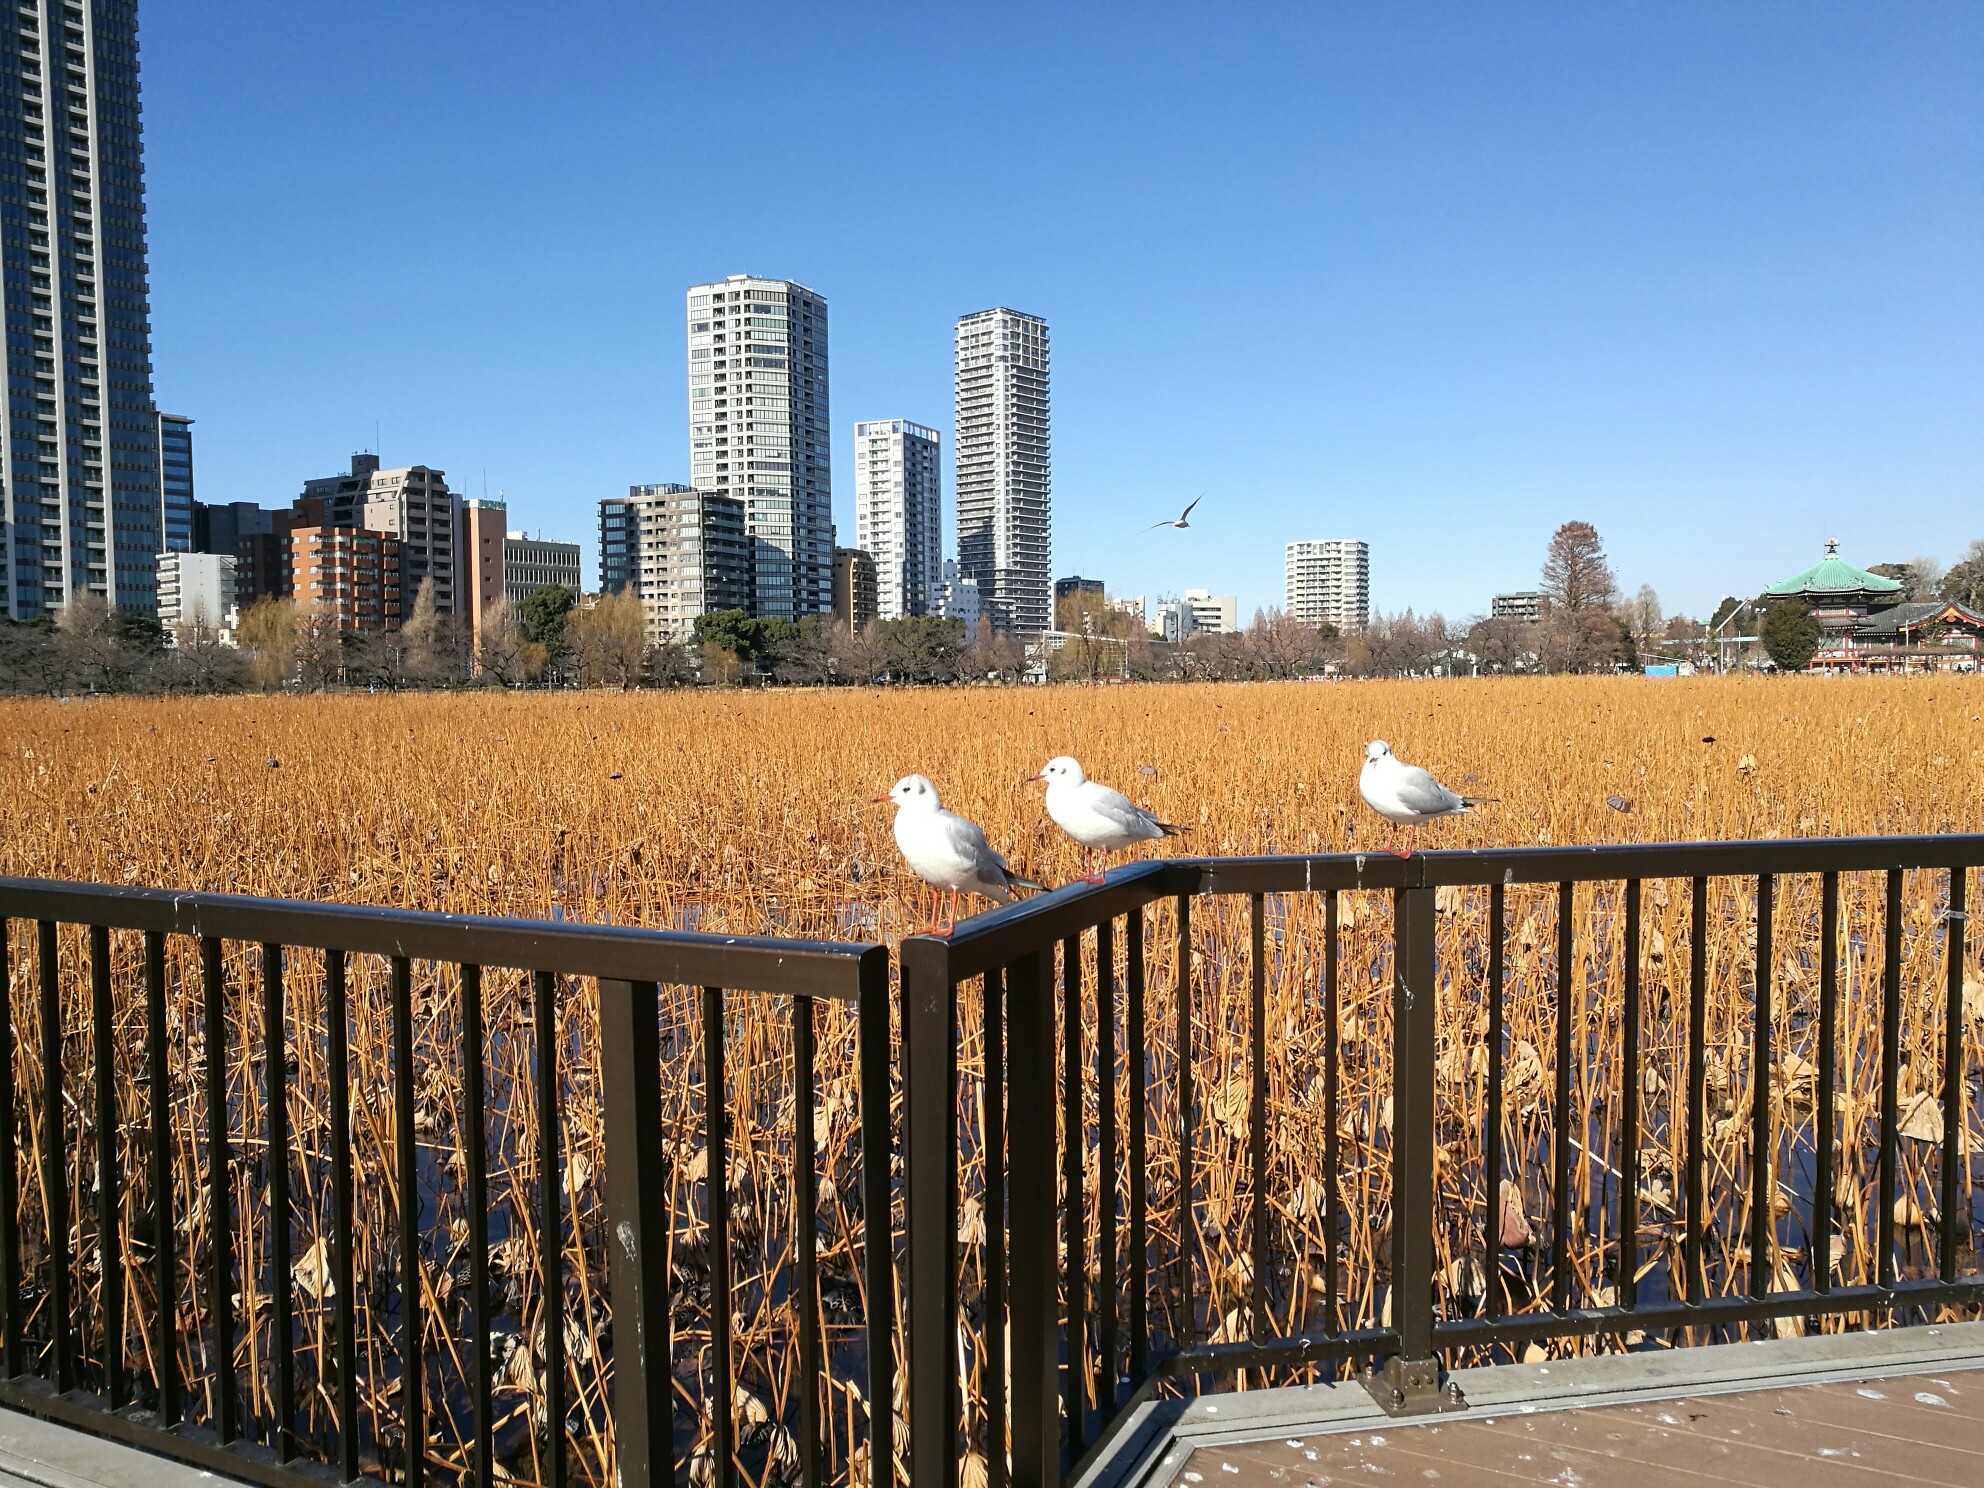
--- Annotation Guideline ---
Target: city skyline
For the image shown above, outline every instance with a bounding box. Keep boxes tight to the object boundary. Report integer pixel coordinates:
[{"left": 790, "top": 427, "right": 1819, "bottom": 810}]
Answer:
[{"left": 96, "top": 4, "right": 1984, "bottom": 623}]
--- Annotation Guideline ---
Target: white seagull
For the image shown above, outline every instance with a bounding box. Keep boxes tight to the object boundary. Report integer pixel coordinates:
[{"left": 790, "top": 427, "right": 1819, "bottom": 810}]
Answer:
[
  {"left": 873, "top": 774, "right": 1045, "bottom": 937},
  {"left": 1358, "top": 740, "right": 1493, "bottom": 857},
  {"left": 1143, "top": 494, "right": 1203, "bottom": 532},
  {"left": 1030, "top": 756, "right": 1189, "bottom": 884}
]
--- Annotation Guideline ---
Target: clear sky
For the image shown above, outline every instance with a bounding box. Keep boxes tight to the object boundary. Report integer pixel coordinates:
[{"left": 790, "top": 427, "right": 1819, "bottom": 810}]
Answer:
[{"left": 143, "top": 2, "right": 1981, "bottom": 621}]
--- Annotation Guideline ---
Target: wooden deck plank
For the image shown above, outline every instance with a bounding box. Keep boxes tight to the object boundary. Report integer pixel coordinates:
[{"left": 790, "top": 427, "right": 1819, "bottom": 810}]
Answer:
[{"left": 1174, "top": 1367, "right": 1984, "bottom": 1487}]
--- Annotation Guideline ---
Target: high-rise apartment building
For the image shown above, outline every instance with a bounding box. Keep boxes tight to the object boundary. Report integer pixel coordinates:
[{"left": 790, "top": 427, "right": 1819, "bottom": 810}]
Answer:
[
  {"left": 687, "top": 275, "right": 832, "bottom": 620},
  {"left": 1, "top": 0, "right": 163, "bottom": 619},
  {"left": 290, "top": 526, "right": 401, "bottom": 632},
  {"left": 955, "top": 308, "right": 1050, "bottom": 636},
  {"left": 853, "top": 419, "right": 940, "bottom": 620},
  {"left": 601, "top": 484, "right": 753, "bottom": 642},
  {"left": 1285, "top": 540, "right": 1369, "bottom": 631},
  {"left": 300, "top": 455, "right": 460, "bottom": 612},
  {"left": 832, "top": 546, "right": 878, "bottom": 629},
  {"left": 462, "top": 497, "right": 509, "bottom": 648},
  {"left": 157, "top": 414, "right": 194, "bottom": 553},
  {"left": 155, "top": 550, "right": 234, "bottom": 639}
]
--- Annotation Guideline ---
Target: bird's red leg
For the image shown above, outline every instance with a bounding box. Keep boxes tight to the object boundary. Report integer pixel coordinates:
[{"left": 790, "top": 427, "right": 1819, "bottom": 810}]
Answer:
[
  {"left": 1083, "top": 849, "right": 1107, "bottom": 886},
  {"left": 1389, "top": 821, "right": 1412, "bottom": 860}
]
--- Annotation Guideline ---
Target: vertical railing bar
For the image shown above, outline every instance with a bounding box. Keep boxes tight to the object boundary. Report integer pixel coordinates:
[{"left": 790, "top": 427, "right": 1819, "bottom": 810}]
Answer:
[
  {"left": 792, "top": 995, "right": 823, "bottom": 1488},
  {"left": 1685, "top": 877, "right": 1707, "bottom": 1307},
  {"left": 0, "top": 918, "right": 18, "bottom": 1381},
  {"left": 1174, "top": 895, "right": 1195, "bottom": 1355},
  {"left": 1247, "top": 894, "right": 1269, "bottom": 1354},
  {"left": 143, "top": 930, "right": 176, "bottom": 1425},
  {"left": 535, "top": 969, "right": 566, "bottom": 1488},
  {"left": 1005, "top": 950, "right": 1056, "bottom": 1488},
  {"left": 262, "top": 943, "right": 295, "bottom": 1459},
  {"left": 1938, "top": 866, "right": 1966, "bottom": 1284},
  {"left": 1125, "top": 912, "right": 1148, "bottom": 1383},
  {"left": 38, "top": 920, "right": 71, "bottom": 1393},
  {"left": 1813, "top": 875, "right": 1839, "bottom": 1297},
  {"left": 856, "top": 950, "right": 896, "bottom": 1488},
  {"left": 1878, "top": 870, "right": 1902, "bottom": 1291},
  {"left": 460, "top": 964, "right": 492, "bottom": 1488},
  {"left": 90, "top": 924, "right": 122, "bottom": 1407},
  {"left": 1620, "top": 881, "right": 1641, "bottom": 1312},
  {"left": 1059, "top": 934, "right": 1085, "bottom": 1453},
  {"left": 203, "top": 935, "right": 236, "bottom": 1442},
  {"left": 391, "top": 955, "right": 422, "bottom": 1488},
  {"left": 984, "top": 969, "right": 1007, "bottom": 1488},
  {"left": 1552, "top": 884, "right": 1573, "bottom": 1315},
  {"left": 1749, "top": 876, "right": 1774, "bottom": 1302},
  {"left": 1095, "top": 919, "right": 1117, "bottom": 1417},
  {"left": 326, "top": 951, "right": 359, "bottom": 1485},
  {"left": 1323, "top": 890, "right": 1341, "bottom": 1340},
  {"left": 899, "top": 935, "right": 954, "bottom": 1488},
  {"left": 703, "top": 985, "right": 734, "bottom": 1488},
  {"left": 1483, "top": 886, "right": 1505, "bottom": 1323}
]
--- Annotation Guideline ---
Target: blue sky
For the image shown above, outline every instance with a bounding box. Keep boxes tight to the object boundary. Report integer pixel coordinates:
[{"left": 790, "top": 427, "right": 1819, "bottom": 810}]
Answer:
[{"left": 143, "top": 2, "right": 1981, "bottom": 621}]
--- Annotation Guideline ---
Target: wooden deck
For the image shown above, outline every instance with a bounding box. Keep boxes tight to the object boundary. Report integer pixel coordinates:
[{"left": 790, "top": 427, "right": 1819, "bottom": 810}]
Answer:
[
  {"left": 1174, "top": 1367, "right": 1983, "bottom": 1486},
  {"left": 1088, "top": 1323, "right": 1984, "bottom": 1488}
]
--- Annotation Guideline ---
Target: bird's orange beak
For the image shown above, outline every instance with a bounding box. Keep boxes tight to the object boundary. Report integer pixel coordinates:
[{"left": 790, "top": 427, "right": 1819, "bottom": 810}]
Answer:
[
  {"left": 871, "top": 792, "right": 893, "bottom": 803},
  {"left": 1026, "top": 772, "right": 1045, "bottom": 783}
]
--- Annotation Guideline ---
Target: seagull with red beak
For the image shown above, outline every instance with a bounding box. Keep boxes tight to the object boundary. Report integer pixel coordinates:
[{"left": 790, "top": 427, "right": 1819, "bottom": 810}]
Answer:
[
  {"left": 1030, "top": 755, "right": 1188, "bottom": 884},
  {"left": 872, "top": 774, "right": 1045, "bottom": 937}
]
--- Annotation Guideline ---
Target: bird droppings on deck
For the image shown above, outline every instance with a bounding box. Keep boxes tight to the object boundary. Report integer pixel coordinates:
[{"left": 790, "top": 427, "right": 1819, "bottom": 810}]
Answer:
[{"left": 1914, "top": 1391, "right": 1949, "bottom": 1407}]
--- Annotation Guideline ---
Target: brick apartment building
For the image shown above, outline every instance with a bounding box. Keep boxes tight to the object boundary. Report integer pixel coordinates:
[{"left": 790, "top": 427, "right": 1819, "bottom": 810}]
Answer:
[{"left": 290, "top": 526, "right": 402, "bottom": 631}]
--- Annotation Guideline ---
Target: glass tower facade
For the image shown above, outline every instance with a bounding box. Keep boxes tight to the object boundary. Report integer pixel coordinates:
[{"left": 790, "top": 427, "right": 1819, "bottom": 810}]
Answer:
[
  {"left": 0, "top": 0, "right": 161, "bottom": 619},
  {"left": 157, "top": 411, "right": 192, "bottom": 552}
]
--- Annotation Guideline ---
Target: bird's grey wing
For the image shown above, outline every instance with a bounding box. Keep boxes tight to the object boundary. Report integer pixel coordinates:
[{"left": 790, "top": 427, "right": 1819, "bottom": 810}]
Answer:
[
  {"left": 1180, "top": 494, "right": 1203, "bottom": 521},
  {"left": 1392, "top": 764, "right": 1465, "bottom": 815},
  {"left": 949, "top": 814, "right": 1011, "bottom": 879},
  {"left": 1084, "top": 782, "right": 1163, "bottom": 837}
]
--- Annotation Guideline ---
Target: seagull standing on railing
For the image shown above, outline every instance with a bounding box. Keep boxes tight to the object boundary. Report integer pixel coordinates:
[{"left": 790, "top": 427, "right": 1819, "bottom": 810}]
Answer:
[
  {"left": 873, "top": 774, "right": 1045, "bottom": 937},
  {"left": 1031, "top": 756, "right": 1189, "bottom": 884},
  {"left": 1358, "top": 740, "right": 1492, "bottom": 857}
]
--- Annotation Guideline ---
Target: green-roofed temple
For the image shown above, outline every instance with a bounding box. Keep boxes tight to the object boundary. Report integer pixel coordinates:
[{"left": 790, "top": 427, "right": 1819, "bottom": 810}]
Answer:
[{"left": 1760, "top": 539, "right": 1984, "bottom": 673}]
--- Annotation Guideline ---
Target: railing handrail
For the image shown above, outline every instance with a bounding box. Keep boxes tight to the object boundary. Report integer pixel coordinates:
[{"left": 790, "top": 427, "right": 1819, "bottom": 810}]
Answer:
[
  {"left": 0, "top": 874, "right": 879, "bottom": 1000},
  {"left": 927, "top": 833, "right": 1984, "bottom": 975}
]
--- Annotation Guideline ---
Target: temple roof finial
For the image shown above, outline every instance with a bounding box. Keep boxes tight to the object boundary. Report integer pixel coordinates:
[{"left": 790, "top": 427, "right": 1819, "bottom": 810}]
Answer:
[{"left": 1825, "top": 537, "right": 1839, "bottom": 555}]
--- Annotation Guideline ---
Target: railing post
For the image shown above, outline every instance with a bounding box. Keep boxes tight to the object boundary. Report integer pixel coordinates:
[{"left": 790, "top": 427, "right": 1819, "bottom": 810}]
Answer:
[
  {"left": 902, "top": 934, "right": 959, "bottom": 1488},
  {"left": 857, "top": 945, "right": 898, "bottom": 1488},
  {"left": 1368, "top": 873, "right": 1464, "bottom": 1415},
  {"left": 600, "top": 978, "right": 671, "bottom": 1488}
]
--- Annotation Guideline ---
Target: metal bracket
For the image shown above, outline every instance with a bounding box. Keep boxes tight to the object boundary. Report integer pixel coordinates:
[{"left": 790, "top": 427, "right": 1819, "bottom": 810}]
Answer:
[{"left": 1362, "top": 1355, "right": 1468, "bottom": 1416}]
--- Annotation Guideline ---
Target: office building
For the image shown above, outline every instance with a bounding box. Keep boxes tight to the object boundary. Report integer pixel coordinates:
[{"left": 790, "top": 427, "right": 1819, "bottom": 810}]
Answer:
[
  {"left": 1, "top": 2, "right": 163, "bottom": 619},
  {"left": 155, "top": 551, "right": 235, "bottom": 640},
  {"left": 853, "top": 419, "right": 941, "bottom": 619},
  {"left": 300, "top": 455, "right": 460, "bottom": 612},
  {"left": 1284, "top": 539, "right": 1369, "bottom": 631},
  {"left": 194, "top": 500, "right": 276, "bottom": 557},
  {"left": 1055, "top": 575, "right": 1105, "bottom": 605},
  {"left": 1182, "top": 589, "right": 1238, "bottom": 635},
  {"left": 504, "top": 533, "right": 580, "bottom": 599},
  {"left": 687, "top": 275, "right": 833, "bottom": 620},
  {"left": 832, "top": 546, "right": 878, "bottom": 629},
  {"left": 234, "top": 530, "right": 291, "bottom": 609},
  {"left": 462, "top": 497, "right": 509, "bottom": 648},
  {"left": 1491, "top": 591, "right": 1544, "bottom": 621},
  {"left": 955, "top": 308, "right": 1050, "bottom": 635},
  {"left": 157, "top": 414, "right": 194, "bottom": 553},
  {"left": 1155, "top": 598, "right": 1197, "bottom": 644},
  {"left": 601, "top": 484, "right": 754, "bottom": 642},
  {"left": 934, "top": 559, "right": 982, "bottom": 644}
]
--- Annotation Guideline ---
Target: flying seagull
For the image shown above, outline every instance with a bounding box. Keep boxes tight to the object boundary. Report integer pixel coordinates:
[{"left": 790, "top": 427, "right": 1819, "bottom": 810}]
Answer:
[
  {"left": 1144, "top": 494, "right": 1203, "bottom": 532},
  {"left": 1358, "top": 740, "right": 1494, "bottom": 857},
  {"left": 1030, "top": 755, "right": 1188, "bottom": 883},
  {"left": 873, "top": 774, "right": 1045, "bottom": 936}
]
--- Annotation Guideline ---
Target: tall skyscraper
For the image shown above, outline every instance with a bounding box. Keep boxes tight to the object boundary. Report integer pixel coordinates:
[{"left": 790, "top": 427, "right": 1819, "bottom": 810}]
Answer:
[
  {"left": 853, "top": 419, "right": 941, "bottom": 619},
  {"left": 1, "top": 0, "right": 162, "bottom": 619},
  {"left": 1285, "top": 539, "right": 1370, "bottom": 630},
  {"left": 955, "top": 308, "right": 1050, "bottom": 636},
  {"left": 686, "top": 275, "right": 832, "bottom": 620},
  {"left": 157, "top": 413, "right": 194, "bottom": 553}
]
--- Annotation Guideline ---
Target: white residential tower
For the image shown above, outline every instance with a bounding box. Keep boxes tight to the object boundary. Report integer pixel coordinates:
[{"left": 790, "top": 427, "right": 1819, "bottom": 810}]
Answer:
[
  {"left": 853, "top": 419, "right": 941, "bottom": 620},
  {"left": 687, "top": 276, "right": 833, "bottom": 620},
  {"left": 955, "top": 308, "right": 1050, "bottom": 636},
  {"left": 1285, "top": 540, "right": 1369, "bottom": 630}
]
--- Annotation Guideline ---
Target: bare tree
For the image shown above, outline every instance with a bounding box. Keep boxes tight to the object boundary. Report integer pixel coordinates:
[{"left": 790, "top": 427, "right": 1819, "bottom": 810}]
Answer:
[
  {"left": 477, "top": 595, "right": 546, "bottom": 686},
  {"left": 237, "top": 596, "right": 303, "bottom": 690},
  {"left": 569, "top": 590, "right": 648, "bottom": 686},
  {"left": 1540, "top": 522, "right": 1619, "bottom": 612},
  {"left": 1628, "top": 584, "right": 1663, "bottom": 657}
]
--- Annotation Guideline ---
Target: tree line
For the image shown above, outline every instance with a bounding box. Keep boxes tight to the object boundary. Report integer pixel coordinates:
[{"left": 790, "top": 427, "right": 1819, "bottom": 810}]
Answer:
[{"left": 5, "top": 531, "right": 1977, "bottom": 696}]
